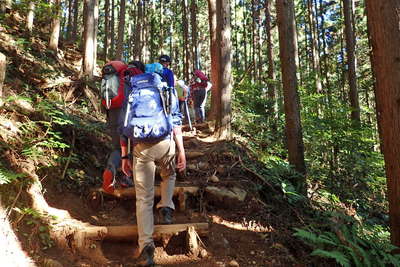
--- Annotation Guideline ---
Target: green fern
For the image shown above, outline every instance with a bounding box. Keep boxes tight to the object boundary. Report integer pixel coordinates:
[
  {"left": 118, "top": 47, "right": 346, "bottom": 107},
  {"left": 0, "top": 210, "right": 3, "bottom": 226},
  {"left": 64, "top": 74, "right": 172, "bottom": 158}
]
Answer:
[
  {"left": 294, "top": 222, "right": 400, "bottom": 267},
  {"left": 293, "top": 228, "right": 320, "bottom": 245},
  {"left": 311, "top": 249, "right": 351, "bottom": 267},
  {"left": 0, "top": 165, "right": 26, "bottom": 185}
]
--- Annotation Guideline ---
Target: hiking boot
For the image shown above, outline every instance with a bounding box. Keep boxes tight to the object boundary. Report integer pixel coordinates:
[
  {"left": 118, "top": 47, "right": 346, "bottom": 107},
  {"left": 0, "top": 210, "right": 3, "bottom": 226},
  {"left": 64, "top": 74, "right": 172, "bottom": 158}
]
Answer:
[
  {"left": 159, "top": 207, "right": 174, "bottom": 225},
  {"left": 136, "top": 243, "right": 155, "bottom": 267},
  {"left": 102, "top": 169, "right": 115, "bottom": 194}
]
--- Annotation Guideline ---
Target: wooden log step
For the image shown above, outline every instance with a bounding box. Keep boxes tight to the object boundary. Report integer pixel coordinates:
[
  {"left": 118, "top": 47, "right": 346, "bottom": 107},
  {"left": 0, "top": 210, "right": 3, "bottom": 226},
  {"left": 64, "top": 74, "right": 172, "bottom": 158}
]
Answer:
[
  {"left": 94, "top": 185, "right": 200, "bottom": 199},
  {"left": 82, "top": 222, "right": 209, "bottom": 241},
  {"left": 185, "top": 151, "right": 206, "bottom": 159}
]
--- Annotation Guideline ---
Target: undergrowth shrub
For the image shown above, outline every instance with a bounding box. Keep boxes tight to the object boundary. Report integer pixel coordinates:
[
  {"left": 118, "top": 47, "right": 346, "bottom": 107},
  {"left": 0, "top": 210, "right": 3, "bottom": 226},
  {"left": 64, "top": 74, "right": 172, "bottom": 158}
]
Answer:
[{"left": 294, "top": 214, "right": 400, "bottom": 267}]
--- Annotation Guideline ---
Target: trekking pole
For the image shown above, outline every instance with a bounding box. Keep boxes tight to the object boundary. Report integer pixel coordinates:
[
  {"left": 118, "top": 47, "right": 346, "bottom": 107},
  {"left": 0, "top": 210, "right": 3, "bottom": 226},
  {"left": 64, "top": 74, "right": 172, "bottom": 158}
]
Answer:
[{"left": 184, "top": 99, "right": 192, "bottom": 130}]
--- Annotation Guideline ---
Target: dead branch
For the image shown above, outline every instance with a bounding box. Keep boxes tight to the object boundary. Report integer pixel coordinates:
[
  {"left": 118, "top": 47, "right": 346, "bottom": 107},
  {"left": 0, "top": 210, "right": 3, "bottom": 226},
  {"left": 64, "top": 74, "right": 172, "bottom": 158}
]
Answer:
[
  {"left": 238, "top": 155, "right": 280, "bottom": 195},
  {"left": 61, "top": 129, "right": 75, "bottom": 181}
]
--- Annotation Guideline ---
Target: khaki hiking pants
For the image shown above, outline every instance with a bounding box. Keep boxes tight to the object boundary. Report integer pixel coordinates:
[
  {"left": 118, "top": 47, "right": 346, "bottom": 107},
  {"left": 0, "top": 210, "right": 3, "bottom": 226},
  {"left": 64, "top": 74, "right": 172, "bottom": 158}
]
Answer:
[{"left": 133, "top": 137, "right": 176, "bottom": 251}]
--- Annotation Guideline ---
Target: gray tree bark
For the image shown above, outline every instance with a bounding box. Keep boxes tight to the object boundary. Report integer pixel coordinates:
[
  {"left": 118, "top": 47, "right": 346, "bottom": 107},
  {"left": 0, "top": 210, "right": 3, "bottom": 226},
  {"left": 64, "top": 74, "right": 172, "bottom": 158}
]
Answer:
[
  {"left": 276, "top": 0, "right": 307, "bottom": 189},
  {"left": 26, "top": 1, "right": 35, "bottom": 33},
  {"left": 115, "top": 0, "right": 126, "bottom": 60},
  {"left": 104, "top": 0, "right": 110, "bottom": 61},
  {"left": 49, "top": 0, "right": 61, "bottom": 51},
  {"left": 0, "top": 52, "right": 6, "bottom": 98},
  {"left": 82, "top": 0, "right": 96, "bottom": 79},
  {"left": 71, "top": 0, "right": 79, "bottom": 42},
  {"left": 343, "top": 0, "right": 360, "bottom": 122}
]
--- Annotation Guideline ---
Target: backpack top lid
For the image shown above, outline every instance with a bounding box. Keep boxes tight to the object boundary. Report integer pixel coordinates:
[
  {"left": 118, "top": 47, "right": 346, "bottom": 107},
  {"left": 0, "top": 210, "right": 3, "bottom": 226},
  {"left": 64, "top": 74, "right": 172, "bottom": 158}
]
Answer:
[
  {"left": 128, "top": 61, "right": 145, "bottom": 73},
  {"left": 102, "top": 61, "right": 127, "bottom": 75},
  {"left": 193, "top": 69, "right": 208, "bottom": 81},
  {"left": 124, "top": 67, "right": 143, "bottom": 77},
  {"left": 145, "top": 63, "right": 164, "bottom": 76},
  {"left": 130, "top": 71, "right": 162, "bottom": 89}
]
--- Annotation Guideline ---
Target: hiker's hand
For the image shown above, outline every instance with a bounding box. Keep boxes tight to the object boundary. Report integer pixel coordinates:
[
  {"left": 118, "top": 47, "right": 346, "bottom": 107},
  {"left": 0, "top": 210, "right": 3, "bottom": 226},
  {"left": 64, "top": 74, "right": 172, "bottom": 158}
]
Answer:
[
  {"left": 121, "top": 159, "right": 132, "bottom": 176},
  {"left": 176, "top": 151, "right": 186, "bottom": 172}
]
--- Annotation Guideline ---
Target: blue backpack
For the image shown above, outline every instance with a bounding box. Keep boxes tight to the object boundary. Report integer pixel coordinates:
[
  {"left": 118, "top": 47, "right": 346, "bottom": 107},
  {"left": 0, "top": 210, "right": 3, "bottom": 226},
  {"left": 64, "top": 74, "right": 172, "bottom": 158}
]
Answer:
[{"left": 120, "top": 72, "right": 174, "bottom": 142}]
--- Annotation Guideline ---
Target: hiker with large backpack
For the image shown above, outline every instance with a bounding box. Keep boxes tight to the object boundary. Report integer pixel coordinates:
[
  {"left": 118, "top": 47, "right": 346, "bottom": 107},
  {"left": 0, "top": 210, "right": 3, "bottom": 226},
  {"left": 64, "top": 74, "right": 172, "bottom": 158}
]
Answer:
[
  {"left": 159, "top": 54, "right": 174, "bottom": 87},
  {"left": 190, "top": 69, "right": 211, "bottom": 124},
  {"left": 119, "top": 62, "right": 186, "bottom": 266},
  {"left": 100, "top": 60, "right": 144, "bottom": 193}
]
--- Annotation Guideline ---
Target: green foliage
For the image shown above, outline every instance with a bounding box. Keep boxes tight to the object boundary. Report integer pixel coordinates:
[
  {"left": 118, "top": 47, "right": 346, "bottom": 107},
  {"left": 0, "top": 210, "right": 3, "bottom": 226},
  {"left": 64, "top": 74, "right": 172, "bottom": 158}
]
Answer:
[
  {"left": 0, "top": 163, "right": 26, "bottom": 185},
  {"left": 294, "top": 218, "right": 400, "bottom": 267},
  {"left": 61, "top": 168, "right": 98, "bottom": 194},
  {"left": 301, "top": 90, "right": 386, "bottom": 213},
  {"left": 14, "top": 207, "right": 55, "bottom": 250},
  {"left": 232, "top": 80, "right": 307, "bottom": 201},
  {"left": 19, "top": 101, "right": 74, "bottom": 163}
]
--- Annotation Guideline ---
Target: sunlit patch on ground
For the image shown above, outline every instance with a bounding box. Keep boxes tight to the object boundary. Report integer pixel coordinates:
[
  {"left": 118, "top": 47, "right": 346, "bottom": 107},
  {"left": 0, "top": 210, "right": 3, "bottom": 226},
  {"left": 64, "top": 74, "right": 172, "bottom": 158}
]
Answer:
[
  {"left": 210, "top": 214, "right": 274, "bottom": 232},
  {"left": 0, "top": 204, "right": 36, "bottom": 266}
]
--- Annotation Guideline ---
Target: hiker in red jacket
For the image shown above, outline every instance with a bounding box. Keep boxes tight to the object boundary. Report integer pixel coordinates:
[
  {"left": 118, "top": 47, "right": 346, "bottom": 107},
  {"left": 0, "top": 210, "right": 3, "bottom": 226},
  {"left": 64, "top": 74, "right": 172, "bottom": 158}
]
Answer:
[
  {"left": 101, "top": 61, "right": 144, "bottom": 193},
  {"left": 190, "top": 70, "right": 210, "bottom": 123}
]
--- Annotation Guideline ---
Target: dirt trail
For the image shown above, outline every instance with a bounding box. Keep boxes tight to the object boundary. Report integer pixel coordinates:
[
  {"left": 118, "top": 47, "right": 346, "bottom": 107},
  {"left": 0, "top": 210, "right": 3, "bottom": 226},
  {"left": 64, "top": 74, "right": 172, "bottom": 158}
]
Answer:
[{"left": 39, "top": 124, "right": 303, "bottom": 267}]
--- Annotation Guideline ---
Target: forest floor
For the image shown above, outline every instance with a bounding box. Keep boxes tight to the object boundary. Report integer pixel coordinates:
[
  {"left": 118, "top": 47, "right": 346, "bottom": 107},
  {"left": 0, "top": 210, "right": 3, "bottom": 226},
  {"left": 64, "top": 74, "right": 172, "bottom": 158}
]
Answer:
[
  {"left": 37, "top": 126, "right": 309, "bottom": 267},
  {"left": 0, "top": 10, "right": 327, "bottom": 267}
]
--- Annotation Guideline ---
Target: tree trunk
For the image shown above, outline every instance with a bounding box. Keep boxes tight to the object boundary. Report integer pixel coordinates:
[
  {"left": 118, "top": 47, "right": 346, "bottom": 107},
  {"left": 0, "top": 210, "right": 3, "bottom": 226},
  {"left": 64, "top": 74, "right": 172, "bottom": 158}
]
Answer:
[
  {"left": 190, "top": 0, "right": 198, "bottom": 69},
  {"left": 142, "top": 2, "right": 149, "bottom": 62},
  {"left": 82, "top": 0, "right": 96, "bottom": 79},
  {"left": 104, "top": 0, "right": 110, "bottom": 61},
  {"left": 319, "top": 0, "right": 329, "bottom": 90},
  {"left": 71, "top": 0, "right": 79, "bottom": 42},
  {"left": 110, "top": 0, "right": 115, "bottom": 59},
  {"left": 343, "top": 0, "right": 360, "bottom": 122},
  {"left": 26, "top": 1, "right": 35, "bottom": 33},
  {"left": 49, "top": 0, "right": 61, "bottom": 51},
  {"left": 115, "top": 0, "right": 126, "bottom": 60},
  {"left": 182, "top": 0, "right": 190, "bottom": 81},
  {"left": 365, "top": 0, "right": 400, "bottom": 250},
  {"left": 93, "top": 0, "right": 99, "bottom": 66},
  {"left": 243, "top": 5, "right": 248, "bottom": 75},
  {"left": 207, "top": 0, "right": 219, "bottom": 122},
  {"left": 307, "top": 0, "right": 323, "bottom": 97},
  {"left": 149, "top": 2, "right": 155, "bottom": 60},
  {"left": 265, "top": 0, "right": 276, "bottom": 131},
  {"left": 0, "top": 52, "right": 5, "bottom": 98},
  {"left": 66, "top": 0, "right": 73, "bottom": 40},
  {"left": 214, "top": 0, "right": 232, "bottom": 140},
  {"left": 276, "top": 0, "right": 307, "bottom": 189},
  {"left": 134, "top": 1, "right": 143, "bottom": 60},
  {"left": 251, "top": 0, "right": 256, "bottom": 81}
]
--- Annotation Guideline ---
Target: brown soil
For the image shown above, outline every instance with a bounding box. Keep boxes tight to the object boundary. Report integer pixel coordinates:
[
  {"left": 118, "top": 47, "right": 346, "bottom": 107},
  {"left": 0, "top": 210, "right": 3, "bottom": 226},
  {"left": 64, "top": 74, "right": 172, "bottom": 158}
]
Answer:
[{"left": 35, "top": 125, "right": 310, "bottom": 267}]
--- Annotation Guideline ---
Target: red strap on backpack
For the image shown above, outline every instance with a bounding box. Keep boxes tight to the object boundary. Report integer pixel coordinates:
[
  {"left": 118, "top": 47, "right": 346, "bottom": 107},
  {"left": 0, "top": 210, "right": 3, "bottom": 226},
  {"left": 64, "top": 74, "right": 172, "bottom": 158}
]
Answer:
[{"left": 101, "top": 61, "right": 128, "bottom": 109}]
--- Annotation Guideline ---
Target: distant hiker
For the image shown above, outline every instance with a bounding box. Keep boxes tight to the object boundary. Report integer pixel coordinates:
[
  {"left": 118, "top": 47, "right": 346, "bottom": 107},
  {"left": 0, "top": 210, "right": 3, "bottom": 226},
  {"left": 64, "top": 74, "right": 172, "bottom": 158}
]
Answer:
[
  {"left": 100, "top": 60, "right": 144, "bottom": 194},
  {"left": 176, "top": 79, "right": 190, "bottom": 115},
  {"left": 190, "top": 69, "right": 211, "bottom": 124},
  {"left": 159, "top": 54, "right": 174, "bottom": 88},
  {"left": 119, "top": 63, "right": 186, "bottom": 266}
]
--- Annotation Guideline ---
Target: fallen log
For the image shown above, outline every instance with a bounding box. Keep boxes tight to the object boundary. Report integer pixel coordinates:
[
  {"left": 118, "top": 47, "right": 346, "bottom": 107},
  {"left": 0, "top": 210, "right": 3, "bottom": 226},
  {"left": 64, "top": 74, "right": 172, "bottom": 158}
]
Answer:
[
  {"left": 93, "top": 185, "right": 200, "bottom": 199},
  {"left": 90, "top": 186, "right": 200, "bottom": 211},
  {"left": 82, "top": 223, "right": 209, "bottom": 241},
  {"left": 185, "top": 151, "right": 205, "bottom": 159}
]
